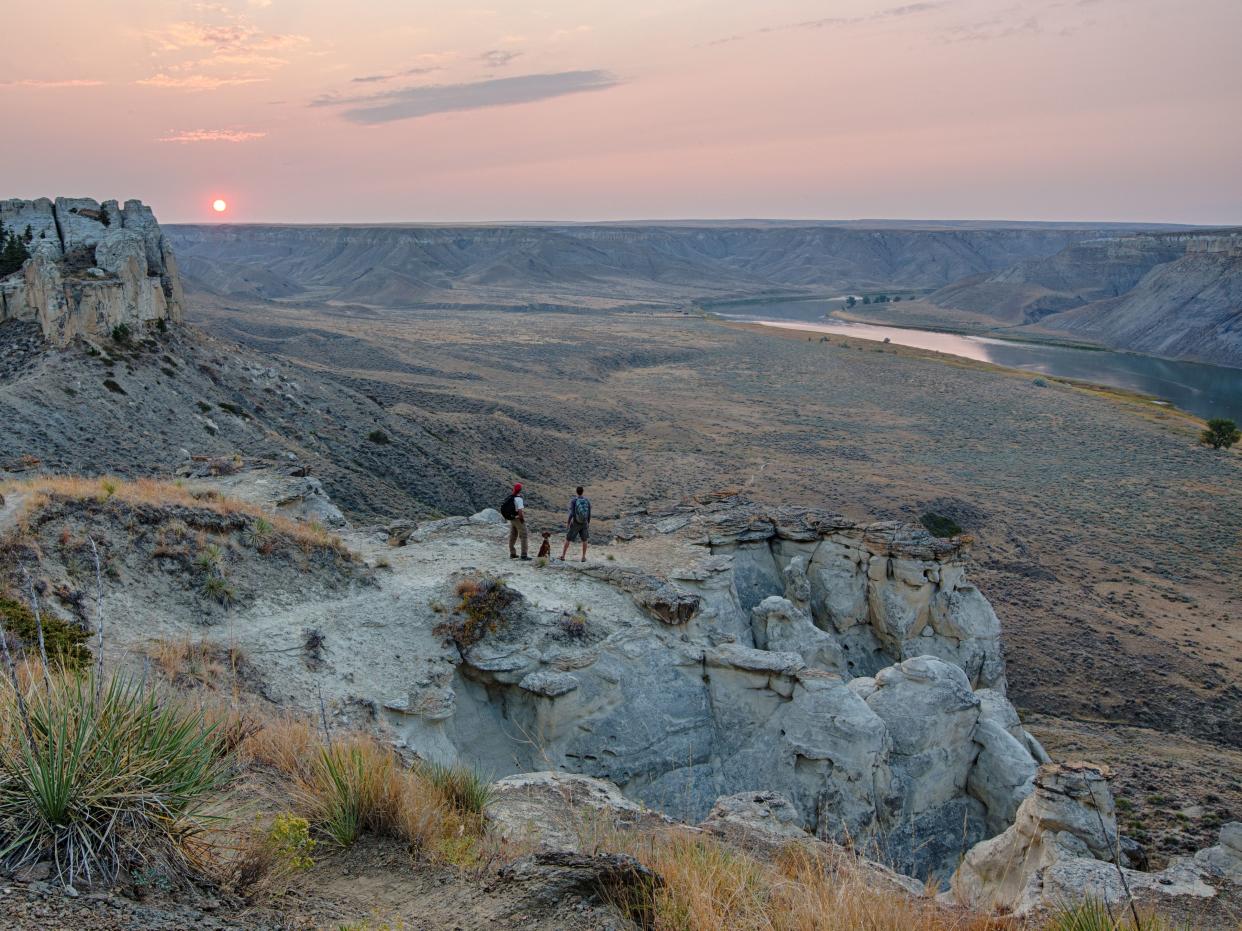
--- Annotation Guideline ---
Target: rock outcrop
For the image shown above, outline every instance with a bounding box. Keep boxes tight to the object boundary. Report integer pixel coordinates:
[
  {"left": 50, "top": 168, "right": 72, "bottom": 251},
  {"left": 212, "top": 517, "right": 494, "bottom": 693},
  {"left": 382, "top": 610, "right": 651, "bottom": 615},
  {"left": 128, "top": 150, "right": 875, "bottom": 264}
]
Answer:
[
  {"left": 0, "top": 197, "right": 184, "bottom": 346},
  {"left": 951, "top": 762, "right": 1230, "bottom": 918},
  {"left": 383, "top": 498, "right": 1029, "bottom": 882}
]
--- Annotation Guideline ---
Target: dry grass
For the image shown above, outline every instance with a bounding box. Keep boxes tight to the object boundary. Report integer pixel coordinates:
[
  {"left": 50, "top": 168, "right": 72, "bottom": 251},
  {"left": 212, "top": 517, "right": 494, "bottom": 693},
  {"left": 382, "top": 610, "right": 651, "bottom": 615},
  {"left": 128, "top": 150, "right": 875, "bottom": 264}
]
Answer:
[
  {"left": 0, "top": 475, "right": 350, "bottom": 556},
  {"left": 149, "top": 636, "right": 244, "bottom": 689},
  {"left": 219, "top": 712, "right": 480, "bottom": 859},
  {"left": 597, "top": 827, "right": 1016, "bottom": 931}
]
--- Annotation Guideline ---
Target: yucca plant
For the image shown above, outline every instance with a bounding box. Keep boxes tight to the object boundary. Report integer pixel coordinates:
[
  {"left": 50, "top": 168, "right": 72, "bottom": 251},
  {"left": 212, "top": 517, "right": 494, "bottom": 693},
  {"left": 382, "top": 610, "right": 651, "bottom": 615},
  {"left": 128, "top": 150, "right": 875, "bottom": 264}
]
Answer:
[
  {"left": 1046, "top": 899, "right": 1190, "bottom": 931},
  {"left": 0, "top": 671, "right": 227, "bottom": 886},
  {"left": 412, "top": 759, "right": 493, "bottom": 818}
]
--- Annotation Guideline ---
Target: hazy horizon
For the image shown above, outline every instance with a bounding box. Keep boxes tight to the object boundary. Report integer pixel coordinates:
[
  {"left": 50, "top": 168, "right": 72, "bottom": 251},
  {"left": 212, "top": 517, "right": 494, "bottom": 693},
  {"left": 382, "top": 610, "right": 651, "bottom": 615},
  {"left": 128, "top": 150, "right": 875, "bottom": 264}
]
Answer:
[{"left": 4, "top": 0, "right": 1240, "bottom": 226}]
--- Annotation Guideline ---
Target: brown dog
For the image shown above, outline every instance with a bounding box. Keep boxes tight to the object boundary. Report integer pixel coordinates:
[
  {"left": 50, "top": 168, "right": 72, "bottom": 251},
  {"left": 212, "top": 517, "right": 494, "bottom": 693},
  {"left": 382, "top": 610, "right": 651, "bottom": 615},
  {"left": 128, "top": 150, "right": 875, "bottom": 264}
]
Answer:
[{"left": 536, "top": 531, "right": 552, "bottom": 559}]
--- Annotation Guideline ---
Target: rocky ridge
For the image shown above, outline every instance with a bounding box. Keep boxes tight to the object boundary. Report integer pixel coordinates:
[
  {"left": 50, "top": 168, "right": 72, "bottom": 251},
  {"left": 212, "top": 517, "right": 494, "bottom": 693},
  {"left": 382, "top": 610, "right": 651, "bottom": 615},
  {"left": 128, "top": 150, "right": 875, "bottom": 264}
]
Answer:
[
  {"left": 164, "top": 223, "right": 1153, "bottom": 308},
  {"left": 929, "top": 230, "right": 1242, "bottom": 366},
  {"left": 0, "top": 197, "right": 184, "bottom": 345}
]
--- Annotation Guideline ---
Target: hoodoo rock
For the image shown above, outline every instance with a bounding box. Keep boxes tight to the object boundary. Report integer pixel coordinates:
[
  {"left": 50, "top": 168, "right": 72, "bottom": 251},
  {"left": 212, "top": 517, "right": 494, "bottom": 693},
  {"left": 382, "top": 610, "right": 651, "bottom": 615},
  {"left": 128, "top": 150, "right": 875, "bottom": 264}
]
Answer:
[{"left": 0, "top": 196, "right": 183, "bottom": 345}]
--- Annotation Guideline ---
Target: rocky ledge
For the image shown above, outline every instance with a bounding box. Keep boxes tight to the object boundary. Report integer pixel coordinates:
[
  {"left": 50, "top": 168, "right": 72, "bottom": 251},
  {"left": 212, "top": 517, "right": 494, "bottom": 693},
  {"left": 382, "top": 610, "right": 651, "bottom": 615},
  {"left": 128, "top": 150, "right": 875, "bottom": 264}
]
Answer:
[{"left": 0, "top": 196, "right": 184, "bottom": 345}]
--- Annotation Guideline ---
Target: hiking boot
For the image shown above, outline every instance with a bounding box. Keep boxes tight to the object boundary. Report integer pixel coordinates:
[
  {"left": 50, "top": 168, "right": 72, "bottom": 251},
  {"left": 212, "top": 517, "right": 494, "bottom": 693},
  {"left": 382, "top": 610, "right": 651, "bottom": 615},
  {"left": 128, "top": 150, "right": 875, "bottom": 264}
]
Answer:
[
  {"left": 509, "top": 553, "right": 518, "bottom": 559},
  {"left": 520, "top": 555, "right": 532, "bottom": 561}
]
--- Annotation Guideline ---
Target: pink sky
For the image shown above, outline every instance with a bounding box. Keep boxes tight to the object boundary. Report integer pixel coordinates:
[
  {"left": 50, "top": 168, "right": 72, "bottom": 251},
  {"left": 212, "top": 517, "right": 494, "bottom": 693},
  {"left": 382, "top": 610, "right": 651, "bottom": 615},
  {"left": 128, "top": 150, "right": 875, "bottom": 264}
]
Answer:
[{"left": 2, "top": 0, "right": 1239, "bottom": 224}]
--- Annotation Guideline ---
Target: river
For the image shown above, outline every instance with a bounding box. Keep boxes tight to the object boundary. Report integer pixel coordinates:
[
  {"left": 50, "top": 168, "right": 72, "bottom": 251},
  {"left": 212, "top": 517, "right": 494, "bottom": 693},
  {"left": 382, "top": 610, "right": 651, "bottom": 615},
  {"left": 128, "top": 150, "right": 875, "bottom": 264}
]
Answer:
[{"left": 718, "top": 302, "right": 1242, "bottom": 423}]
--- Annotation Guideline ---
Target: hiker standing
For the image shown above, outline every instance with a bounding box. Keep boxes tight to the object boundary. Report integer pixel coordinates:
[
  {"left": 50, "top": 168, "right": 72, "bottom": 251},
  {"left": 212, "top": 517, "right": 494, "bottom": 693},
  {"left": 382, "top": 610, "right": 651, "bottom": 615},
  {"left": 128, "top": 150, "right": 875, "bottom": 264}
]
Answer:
[
  {"left": 560, "top": 485, "right": 591, "bottom": 562},
  {"left": 501, "top": 483, "right": 530, "bottom": 560}
]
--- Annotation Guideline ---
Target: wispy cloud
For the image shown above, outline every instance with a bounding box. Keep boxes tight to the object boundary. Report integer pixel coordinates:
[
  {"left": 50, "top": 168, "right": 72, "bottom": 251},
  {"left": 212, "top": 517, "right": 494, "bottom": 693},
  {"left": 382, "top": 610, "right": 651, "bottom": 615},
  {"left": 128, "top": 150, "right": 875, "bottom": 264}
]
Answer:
[
  {"left": 479, "top": 49, "right": 523, "bottom": 68},
  {"left": 314, "top": 70, "right": 621, "bottom": 125},
  {"left": 137, "top": 14, "right": 308, "bottom": 90},
  {"left": 157, "top": 128, "right": 267, "bottom": 143},
  {"left": 137, "top": 73, "right": 266, "bottom": 90},
  {"left": 141, "top": 21, "right": 308, "bottom": 54},
  {"left": 0, "top": 79, "right": 105, "bottom": 88},
  {"left": 940, "top": 14, "right": 1041, "bottom": 42},
  {"left": 709, "top": 1, "right": 947, "bottom": 46},
  {"left": 351, "top": 66, "right": 441, "bottom": 84}
]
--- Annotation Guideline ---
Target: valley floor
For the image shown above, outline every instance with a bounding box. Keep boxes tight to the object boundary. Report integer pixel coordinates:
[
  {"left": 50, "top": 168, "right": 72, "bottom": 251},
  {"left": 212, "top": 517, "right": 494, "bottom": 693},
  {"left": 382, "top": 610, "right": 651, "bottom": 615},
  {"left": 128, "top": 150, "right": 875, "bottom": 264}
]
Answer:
[{"left": 189, "top": 292, "right": 1242, "bottom": 864}]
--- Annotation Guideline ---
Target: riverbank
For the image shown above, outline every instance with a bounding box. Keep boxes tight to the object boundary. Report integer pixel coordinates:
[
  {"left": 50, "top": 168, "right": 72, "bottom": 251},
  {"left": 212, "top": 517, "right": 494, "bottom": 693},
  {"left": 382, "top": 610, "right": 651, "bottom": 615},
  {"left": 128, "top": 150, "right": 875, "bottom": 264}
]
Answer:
[
  {"left": 721, "top": 316, "right": 1242, "bottom": 424},
  {"left": 718, "top": 318, "right": 1205, "bottom": 427}
]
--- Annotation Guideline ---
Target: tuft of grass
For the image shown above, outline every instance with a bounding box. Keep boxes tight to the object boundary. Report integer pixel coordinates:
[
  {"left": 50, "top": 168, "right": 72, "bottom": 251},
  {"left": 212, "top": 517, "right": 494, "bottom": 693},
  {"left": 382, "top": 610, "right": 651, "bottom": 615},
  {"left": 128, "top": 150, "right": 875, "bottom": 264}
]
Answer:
[
  {"left": 150, "top": 637, "right": 243, "bottom": 689},
  {"left": 295, "top": 737, "right": 469, "bottom": 852},
  {"left": 412, "top": 759, "right": 493, "bottom": 818},
  {"left": 0, "top": 670, "right": 227, "bottom": 887},
  {"left": 102, "top": 378, "right": 126, "bottom": 395}
]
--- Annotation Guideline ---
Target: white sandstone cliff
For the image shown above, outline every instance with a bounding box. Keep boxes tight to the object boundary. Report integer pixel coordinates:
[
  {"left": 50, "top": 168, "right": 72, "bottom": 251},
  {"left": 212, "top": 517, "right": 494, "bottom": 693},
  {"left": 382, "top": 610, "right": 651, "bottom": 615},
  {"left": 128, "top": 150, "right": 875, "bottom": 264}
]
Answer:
[{"left": 0, "top": 196, "right": 184, "bottom": 345}]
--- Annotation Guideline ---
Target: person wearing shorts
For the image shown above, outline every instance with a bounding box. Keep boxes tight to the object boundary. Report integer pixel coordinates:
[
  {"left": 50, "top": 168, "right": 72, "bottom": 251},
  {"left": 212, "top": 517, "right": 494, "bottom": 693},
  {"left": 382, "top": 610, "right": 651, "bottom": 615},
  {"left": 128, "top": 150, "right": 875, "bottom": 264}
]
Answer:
[{"left": 560, "top": 486, "right": 591, "bottom": 562}]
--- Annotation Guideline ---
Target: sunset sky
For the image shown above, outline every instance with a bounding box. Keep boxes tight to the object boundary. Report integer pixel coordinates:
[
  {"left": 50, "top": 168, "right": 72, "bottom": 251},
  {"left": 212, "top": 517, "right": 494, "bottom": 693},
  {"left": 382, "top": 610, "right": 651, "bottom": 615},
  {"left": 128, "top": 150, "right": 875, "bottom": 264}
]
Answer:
[{"left": 3, "top": 0, "right": 1239, "bottom": 224}]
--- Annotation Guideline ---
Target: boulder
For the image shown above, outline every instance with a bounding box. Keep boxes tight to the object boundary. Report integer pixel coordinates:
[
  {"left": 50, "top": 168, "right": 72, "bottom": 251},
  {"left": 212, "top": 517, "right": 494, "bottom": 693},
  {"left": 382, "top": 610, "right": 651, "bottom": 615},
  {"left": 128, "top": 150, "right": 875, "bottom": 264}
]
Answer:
[
  {"left": 487, "top": 772, "right": 672, "bottom": 851},
  {"left": 699, "top": 791, "right": 810, "bottom": 847},
  {"left": 1195, "top": 822, "right": 1242, "bottom": 884}
]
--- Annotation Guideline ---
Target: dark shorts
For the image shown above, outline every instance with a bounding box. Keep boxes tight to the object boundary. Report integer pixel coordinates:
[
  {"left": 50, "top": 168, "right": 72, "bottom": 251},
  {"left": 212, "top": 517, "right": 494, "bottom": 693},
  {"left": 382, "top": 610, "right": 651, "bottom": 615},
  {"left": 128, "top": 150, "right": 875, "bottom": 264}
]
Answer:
[{"left": 566, "top": 521, "right": 590, "bottom": 543}]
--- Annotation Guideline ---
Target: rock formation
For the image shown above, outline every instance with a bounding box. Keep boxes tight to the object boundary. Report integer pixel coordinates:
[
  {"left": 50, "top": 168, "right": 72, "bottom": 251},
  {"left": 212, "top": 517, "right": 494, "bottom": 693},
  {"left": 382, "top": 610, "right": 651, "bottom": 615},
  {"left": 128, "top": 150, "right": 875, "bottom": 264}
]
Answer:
[
  {"left": 380, "top": 498, "right": 1033, "bottom": 882},
  {"left": 951, "top": 762, "right": 1234, "bottom": 918},
  {"left": 0, "top": 197, "right": 184, "bottom": 346}
]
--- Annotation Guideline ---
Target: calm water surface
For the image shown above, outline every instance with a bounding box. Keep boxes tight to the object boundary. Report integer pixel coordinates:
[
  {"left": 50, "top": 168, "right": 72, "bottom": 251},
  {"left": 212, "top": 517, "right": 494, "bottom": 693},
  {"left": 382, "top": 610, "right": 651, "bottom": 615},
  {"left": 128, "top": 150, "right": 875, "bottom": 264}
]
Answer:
[{"left": 720, "top": 301, "right": 1242, "bottom": 422}]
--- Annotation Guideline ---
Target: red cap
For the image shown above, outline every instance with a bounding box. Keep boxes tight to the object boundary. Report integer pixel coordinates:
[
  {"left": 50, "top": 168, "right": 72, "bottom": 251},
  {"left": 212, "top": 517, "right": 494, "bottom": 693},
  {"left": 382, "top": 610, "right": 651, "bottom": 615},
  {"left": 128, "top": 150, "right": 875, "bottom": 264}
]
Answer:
[{"left": 513, "top": 483, "right": 523, "bottom": 493}]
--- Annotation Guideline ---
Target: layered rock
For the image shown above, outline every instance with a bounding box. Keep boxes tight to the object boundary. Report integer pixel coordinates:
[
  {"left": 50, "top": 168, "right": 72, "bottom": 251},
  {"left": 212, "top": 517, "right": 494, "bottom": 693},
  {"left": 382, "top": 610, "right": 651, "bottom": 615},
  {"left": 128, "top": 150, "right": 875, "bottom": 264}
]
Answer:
[
  {"left": 384, "top": 499, "right": 1033, "bottom": 882},
  {"left": 0, "top": 197, "right": 183, "bottom": 346}
]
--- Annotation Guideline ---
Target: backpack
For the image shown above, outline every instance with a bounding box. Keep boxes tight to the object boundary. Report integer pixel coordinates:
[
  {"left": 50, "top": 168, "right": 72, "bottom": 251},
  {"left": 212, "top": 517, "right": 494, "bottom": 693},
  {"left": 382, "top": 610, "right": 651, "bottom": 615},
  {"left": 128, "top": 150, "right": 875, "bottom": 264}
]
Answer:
[
  {"left": 500, "top": 494, "right": 517, "bottom": 520},
  {"left": 572, "top": 496, "right": 590, "bottom": 524}
]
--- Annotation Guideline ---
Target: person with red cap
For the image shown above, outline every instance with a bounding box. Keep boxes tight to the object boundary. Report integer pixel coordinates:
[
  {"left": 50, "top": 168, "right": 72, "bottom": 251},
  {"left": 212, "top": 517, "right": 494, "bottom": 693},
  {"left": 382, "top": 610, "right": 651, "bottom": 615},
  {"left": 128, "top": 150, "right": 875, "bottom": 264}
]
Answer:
[{"left": 500, "top": 482, "right": 529, "bottom": 560}]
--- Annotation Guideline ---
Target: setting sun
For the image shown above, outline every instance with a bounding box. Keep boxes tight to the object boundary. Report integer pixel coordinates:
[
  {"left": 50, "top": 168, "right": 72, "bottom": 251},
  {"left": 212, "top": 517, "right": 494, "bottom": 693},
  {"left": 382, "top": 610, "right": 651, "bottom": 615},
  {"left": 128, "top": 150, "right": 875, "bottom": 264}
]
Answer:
[{"left": 212, "top": 198, "right": 227, "bottom": 213}]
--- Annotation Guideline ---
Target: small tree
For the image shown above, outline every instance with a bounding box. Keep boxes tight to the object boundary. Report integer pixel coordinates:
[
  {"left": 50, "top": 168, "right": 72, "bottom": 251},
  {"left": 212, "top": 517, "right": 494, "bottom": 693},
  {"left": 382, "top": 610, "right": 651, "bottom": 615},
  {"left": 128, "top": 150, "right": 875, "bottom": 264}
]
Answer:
[
  {"left": 0, "top": 221, "right": 31, "bottom": 277},
  {"left": 1201, "top": 418, "right": 1240, "bottom": 450},
  {"left": 862, "top": 296, "right": 871, "bottom": 305},
  {"left": 845, "top": 295, "right": 856, "bottom": 308}
]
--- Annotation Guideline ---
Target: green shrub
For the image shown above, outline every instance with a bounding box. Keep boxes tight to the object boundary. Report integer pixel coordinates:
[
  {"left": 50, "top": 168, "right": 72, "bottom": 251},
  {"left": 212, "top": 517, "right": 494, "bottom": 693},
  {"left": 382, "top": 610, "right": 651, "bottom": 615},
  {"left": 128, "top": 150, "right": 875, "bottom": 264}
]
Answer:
[
  {"left": 367, "top": 430, "right": 391, "bottom": 445},
  {"left": 1201, "top": 417, "right": 1240, "bottom": 450},
  {"left": 217, "top": 402, "right": 252, "bottom": 420},
  {"left": 0, "top": 595, "right": 92, "bottom": 670},
  {"left": 201, "top": 575, "right": 236, "bottom": 606},
  {"left": 919, "top": 511, "right": 963, "bottom": 538},
  {"left": 103, "top": 378, "right": 126, "bottom": 395},
  {"left": 433, "top": 575, "right": 520, "bottom": 650},
  {"left": 0, "top": 671, "right": 227, "bottom": 886},
  {"left": 110, "top": 323, "right": 131, "bottom": 345}
]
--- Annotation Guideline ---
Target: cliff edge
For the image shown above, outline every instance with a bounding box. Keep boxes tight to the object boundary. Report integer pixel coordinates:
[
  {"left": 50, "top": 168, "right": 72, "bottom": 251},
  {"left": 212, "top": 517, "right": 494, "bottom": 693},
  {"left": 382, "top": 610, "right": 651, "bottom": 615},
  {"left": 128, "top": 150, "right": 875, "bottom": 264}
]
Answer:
[{"left": 0, "top": 197, "right": 184, "bottom": 346}]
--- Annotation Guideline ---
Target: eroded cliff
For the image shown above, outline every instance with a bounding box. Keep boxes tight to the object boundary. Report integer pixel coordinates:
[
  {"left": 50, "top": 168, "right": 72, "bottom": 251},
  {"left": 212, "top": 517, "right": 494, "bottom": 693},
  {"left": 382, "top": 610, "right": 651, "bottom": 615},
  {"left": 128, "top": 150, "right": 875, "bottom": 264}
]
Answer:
[{"left": 0, "top": 197, "right": 184, "bottom": 345}]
